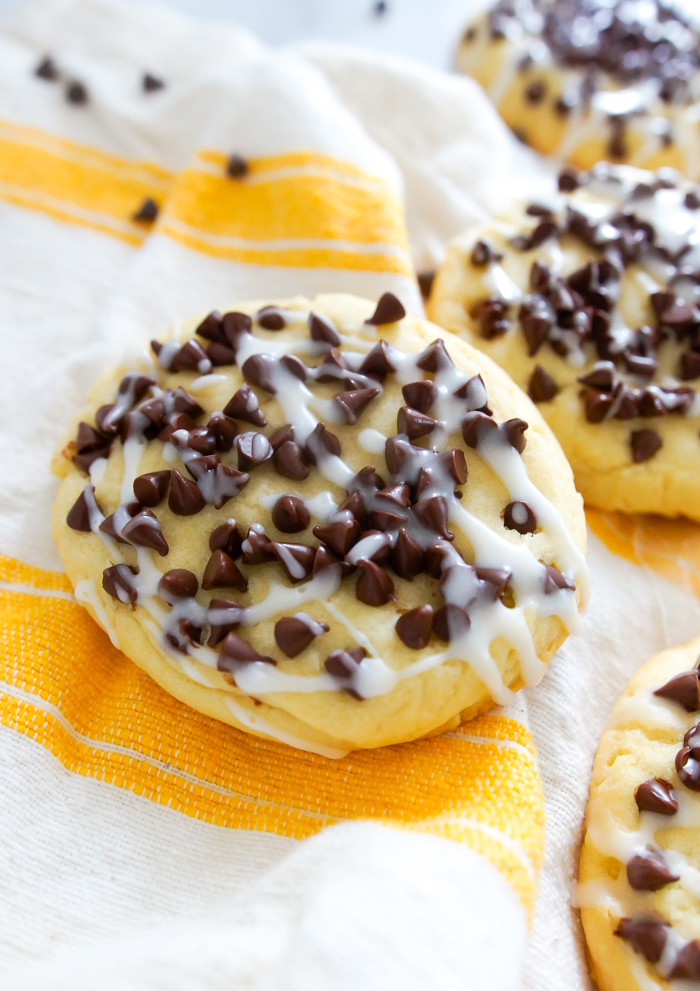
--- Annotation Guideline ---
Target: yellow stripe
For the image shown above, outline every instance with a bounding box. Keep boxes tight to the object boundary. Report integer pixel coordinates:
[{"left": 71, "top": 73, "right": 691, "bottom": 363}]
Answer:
[
  {"left": 0, "top": 553, "right": 543, "bottom": 913},
  {"left": 0, "top": 120, "right": 413, "bottom": 276}
]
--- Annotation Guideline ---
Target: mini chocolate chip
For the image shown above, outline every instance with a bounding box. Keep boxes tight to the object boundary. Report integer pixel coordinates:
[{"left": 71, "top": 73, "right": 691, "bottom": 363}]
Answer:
[
  {"left": 461, "top": 411, "right": 497, "bottom": 448},
  {"left": 630, "top": 429, "right": 662, "bottom": 464},
  {"left": 504, "top": 501, "right": 537, "bottom": 535},
  {"left": 313, "top": 518, "right": 361, "bottom": 556},
  {"left": 402, "top": 380, "right": 436, "bottom": 413},
  {"left": 242, "top": 526, "right": 275, "bottom": 565},
  {"left": 202, "top": 550, "right": 248, "bottom": 592},
  {"left": 325, "top": 647, "right": 366, "bottom": 698},
  {"left": 65, "top": 80, "right": 88, "bottom": 105},
  {"left": 614, "top": 918, "right": 669, "bottom": 964},
  {"left": 195, "top": 310, "right": 225, "bottom": 344},
  {"left": 304, "top": 423, "right": 341, "bottom": 464},
  {"left": 438, "top": 449, "right": 468, "bottom": 486},
  {"left": 208, "top": 413, "right": 238, "bottom": 452},
  {"left": 470, "top": 240, "right": 502, "bottom": 267},
  {"left": 313, "top": 544, "right": 356, "bottom": 577},
  {"left": 416, "top": 339, "right": 454, "bottom": 373},
  {"left": 654, "top": 670, "right": 699, "bottom": 711},
  {"left": 622, "top": 350, "right": 657, "bottom": 378},
  {"left": 168, "top": 469, "right": 205, "bottom": 516},
  {"left": 35, "top": 55, "right": 58, "bottom": 81},
  {"left": 501, "top": 418, "right": 528, "bottom": 453},
  {"left": 226, "top": 154, "right": 248, "bottom": 178},
  {"left": 519, "top": 306, "right": 551, "bottom": 356},
  {"left": 334, "top": 387, "right": 379, "bottom": 425},
  {"left": 133, "top": 471, "right": 170, "bottom": 507},
  {"left": 121, "top": 509, "right": 169, "bottom": 556},
  {"left": 274, "top": 616, "right": 328, "bottom": 658},
  {"left": 102, "top": 564, "right": 138, "bottom": 603},
  {"left": 355, "top": 560, "right": 396, "bottom": 606},
  {"left": 66, "top": 485, "right": 96, "bottom": 531},
  {"left": 241, "top": 354, "right": 277, "bottom": 393},
  {"left": 206, "top": 343, "right": 237, "bottom": 372},
  {"left": 234, "top": 431, "right": 272, "bottom": 470},
  {"left": 685, "top": 191, "right": 700, "bottom": 211},
  {"left": 338, "top": 490, "right": 368, "bottom": 530},
  {"left": 182, "top": 453, "right": 219, "bottom": 479},
  {"left": 280, "top": 354, "right": 307, "bottom": 382},
  {"left": 158, "top": 569, "right": 198, "bottom": 601},
  {"left": 221, "top": 311, "right": 253, "bottom": 353},
  {"left": 525, "top": 79, "right": 546, "bottom": 104},
  {"left": 209, "top": 521, "right": 244, "bottom": 559},
  {"left": 413, "top": 496, "right": 454, "bottom": 540},
  {"left": 558, "top": 168, "right": 580, "bottom": 193},
  {"left": 223, "top": 383, "right": 267, "bottom": 426},
  {"left": 99, "top": 512, "right": 130, "bottom": 544},
  {"left": 396, "top": 605, "right": 434, "bottom": 650},
  {"left": 424, "top": 542, "right": 451, "bottom": 578},
  {"left": 187, "top": 426, "right": 217, "bottom": 456},
  {"left": 528, "top": 365, "right": 558, "bottom": 403},
  {"left": 270, "top": 541, "right": 316, "bottom": 582},
  {"left": 272, "top": 495, "right": 310, "bottom": 533},
  {"left": 432, "top": 604, "right": 470, "bottom": 642},
  {"left": 366, "top": 293, "right": 405, "bottom": 325},
  {"left": 627, "top": 851, "right": 679, "bottom": 891},
  {"left": 354, "top": 465, "right": 386, "bottom": 490},
  {"left": 207, "top": 598, "right": 242, "bottom": 647},
  {"left": 418, "top": 271, "right": 435, "bottom": 299},
  {"left": 269, "top": 424, "right": 295, "bottom": 449},
  {"left": 273, "top": 441, "right": 310, "bottom": 480},
  {"left": 308, "top": 311, "right": 340, "bottom": 346},
  {"left": 511, "top": 220, "right": 558, "bottom": 251},
  {"left": 171, "top": 387, "right": 204, "bottom": 418},
  {"left": 474, "top": 294, "right": 511, "bottom": 339},
  {"left": 397, "top": 406, "right": 438, "bottom": 439},
  {"left": 132, "top": 197, "right": 158, "bottom": 223},
  {"left": 680, "top": 351, "right": 700, "bottom": 381},
  {"left": 358, "top": 340, "right": 396, "bottom": 380},
  {"left": 315, "top": 348, "right": 351, "bottom": 383},
  {"left": 142, "top": 72, "right": 165, "bottom": 92},
  {"left": 169, "top": 339, "right": 211, "bottom": 373},
  {"left": 543, "top": 564, "right": 575, "bottom": 594},
  {"left": 391, "top": 528, "right": 424, "bottom": 580},
  {"left": 257, "top": 305, "right": 286, "bottom": 330},
  {"left": 635, "top": 778, "right": 678, "bottom": 816},
  {"left": 453, "top": 373, "right": 491, "bottom": 414},
  {"left": 217, "top": 632, "right": 275, "bottom": 671},
  {"left": 377, "top": 482, "right": 411, "bottom": 508},
  {"left": 476, "top": 567, "right": 512, "bottom": 600},
  {"left": 95, "top": 404, "right": 119, "bottom": 435},
  {"left": 584, "top": 390, "right": 614, "bottom": 423},
  {"left": 75, "top": 422, "right": 110, "bottom": 455},
  {"left": 669, "top": 941, "right": 700, "bottom": 981}
]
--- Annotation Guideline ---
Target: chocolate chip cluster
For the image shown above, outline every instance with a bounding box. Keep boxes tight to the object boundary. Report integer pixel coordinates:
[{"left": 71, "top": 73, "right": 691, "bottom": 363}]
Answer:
[
  {"left": 65, "top": 295, "right": 575, "bottom": 701},
  {"left": 614, "top": 660, "right": 700, "bottom": 980},
  {"left": 476, "top": 0, "right": 699, "bottom": 158},
  {"left": 470, "top": 165, "right": 700, "bottom": 463}
]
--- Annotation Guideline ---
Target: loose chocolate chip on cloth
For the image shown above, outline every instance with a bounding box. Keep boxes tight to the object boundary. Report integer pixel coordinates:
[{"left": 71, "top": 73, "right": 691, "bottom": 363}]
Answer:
[
  {"left": 456, "top": 0, "right": 700, "bottom": 180},
  {"left": 429, "top": 163, "right": 700, "bottom": 520},
  {"left": 52, "top": 294, "right": 587, "bottom": 753},
  {"left": 579, "top": 635, "right": 700, "bottom": 991}
]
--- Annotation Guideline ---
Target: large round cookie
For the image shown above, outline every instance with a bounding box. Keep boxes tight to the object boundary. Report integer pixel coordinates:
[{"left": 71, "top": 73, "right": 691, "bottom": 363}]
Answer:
[
  {"left": 52, "top": 292, "right": 586, "bottom": 755},
  {"left": 457, "top": 0, "right": 700, "bottom": 180},
  {"left": 429, "top": 163, "right": 700, "bottom": 519},
  {"left": 579, "top": 635, "right": 700, "bottom": 990}
]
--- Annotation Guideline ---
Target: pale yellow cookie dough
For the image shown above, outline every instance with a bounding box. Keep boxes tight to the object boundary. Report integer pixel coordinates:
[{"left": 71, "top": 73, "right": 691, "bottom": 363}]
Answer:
[
  {"left": 457, "top": 0, "right": 700, "bottom": 179},
  {"left": 429, "top": 165, "right": 700, "bottom": 520},
  {"left": 580, "top": 636, "right": 700, "bottom": 991},
  {"left": 52, "top": 293, "right": 586, "bottom": 754}
]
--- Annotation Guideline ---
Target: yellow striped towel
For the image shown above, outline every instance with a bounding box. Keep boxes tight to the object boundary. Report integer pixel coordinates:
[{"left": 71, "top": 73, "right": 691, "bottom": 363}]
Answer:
[{"left": 0, "top": 0, "right": 547, "bottom": 986}]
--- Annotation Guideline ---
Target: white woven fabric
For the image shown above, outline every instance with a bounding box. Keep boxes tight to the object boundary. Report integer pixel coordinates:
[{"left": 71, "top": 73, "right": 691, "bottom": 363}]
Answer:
[{"left": 1, "top": 1, "right": 699, "bottom": 988}]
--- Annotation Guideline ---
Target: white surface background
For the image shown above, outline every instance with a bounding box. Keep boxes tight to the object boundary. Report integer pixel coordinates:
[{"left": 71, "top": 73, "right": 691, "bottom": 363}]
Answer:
[{"left": 0, "top": 0, "right": 489, "bottom": 69}]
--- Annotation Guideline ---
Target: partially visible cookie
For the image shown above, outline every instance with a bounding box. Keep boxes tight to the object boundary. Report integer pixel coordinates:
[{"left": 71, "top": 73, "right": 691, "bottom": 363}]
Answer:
[
  {"left": 429, "top": 163, "right": 700, "bottom": 519},
  {"left": 579, "top": 635, "right": 700, "bottom": 990},
  {"left": 51, "top": 292, "right": 586, "bottom": 755},
  {"left": 457, "top": 0, "right": 700, "bottom": 179}
]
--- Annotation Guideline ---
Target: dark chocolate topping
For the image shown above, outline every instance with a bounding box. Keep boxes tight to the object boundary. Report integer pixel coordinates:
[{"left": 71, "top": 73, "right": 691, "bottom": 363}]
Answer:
[
  {"left": 202, "top": 550, "right": 248, "bottom": 592},
  {"left": 121, "top": 509, "right": 169, "bottom": 556},
  {"left": 669, "top": 941, "right": 700, "bottom": 981},
  {"left": 334, "top": 388, "right": 379, "bottom": 424},
  {"left": 355, "top": 560, "right": 396, "bottom": 606},
  {"left": 273, "top": 441, "right": 310, "bottom": 479},
  {"left": 257, "top": 306, "right": 286, "bottom": 330},
  {"left": 313, "top": 518, "right": 361, "bottom": 556},
  {"left": 133, "top": 471, "right": 170, "bottom": 507},
  {"left": 269, "top": 541, "right": 316, "bottom": 582},
  {"left": 158, "top": 569, "right": 198, "bottom": 601},
  {"left": 66, "top": 486, "right": 95, "bottom": 532},
  {"left": 102, "top": 564, "right": 138, "bottom": 604},
  {"left": 272, "top": 495, "right": 310, "bottom": 533},
  {"left": 217, "top": 631, "right": 275, "bottom": 672},
  {"left": 274, "top": 616, "right": 328, "bottom": 658},
  {"left": 366, "top": 293, "right": 405, "bottom": 326},
  {"left": 395, "top": 605, "right": 434, "bottom": 650},
  {"left": 627, "top": 851, "right": 680, "bottom": 891},
  {"left": 397, "top": 406, "right": 438, "bottom": 439},
  {"left": 402, "top": 380, "right": 436, "bottom": 413},
  {"left": 630, "top": 429, "right": 662, "bottom": 463},
  {"left": 209, "top": 521, "right": 244, "bottom": 559},
  {"left": 528, "top": 365, "right": 558, "bottom": 402},
  {"left": 432, "top": 604, "right": 470, "bottom": 642},
  {"left": 635, "top": 778, "right": 679, "bottom": 816},
  {"left": 615, "top": 918, "right": 669, "bottom": 964},
  {"left": 308, "top": 311, "right": 341, "bottom": 346},
  {"left": 233, "top": 431, "right": 273, "bottom": 470},
  {"left": 391, "top": 528, "right": 425, "bottom": 580},
  {"left": 223, "top": 383, "right": 267, "bottom": 427},
  {"left": 168, "top": 470, "right": 205, "bottom": 516},
  {"left": 654, "top": 670, "right": 700, "bottom": 711},
  {"left": 504, "top": 501, "right": 537, "bottom": 535}
]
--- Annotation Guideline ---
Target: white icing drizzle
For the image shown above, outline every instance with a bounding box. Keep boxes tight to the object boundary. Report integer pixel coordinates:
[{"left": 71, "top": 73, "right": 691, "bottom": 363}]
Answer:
[
  {"left": 187, "top": 373, "right": 229, "bottom": 391},
  {"left": 88, "top": 457, "right": 108, "bottom": 485},
  {"left": 358, "top": 428, "right": 387, "bottom": 454}
]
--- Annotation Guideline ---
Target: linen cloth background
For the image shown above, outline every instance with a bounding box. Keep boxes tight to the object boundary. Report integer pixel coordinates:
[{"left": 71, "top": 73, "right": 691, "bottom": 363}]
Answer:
[{"left": 1, "top": 1, "right": 700, "bottom": 989}]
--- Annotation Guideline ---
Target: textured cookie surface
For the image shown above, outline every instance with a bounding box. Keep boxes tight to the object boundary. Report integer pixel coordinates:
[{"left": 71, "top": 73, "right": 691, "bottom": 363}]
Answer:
[
  {"left": 579, "top": 636, "right": 700, "bottom": 990},
  {"left": 457, "top": 0, "right": 700, "bottom": 178},
  {"left": 429, "top": 163, "right": 700, "bottom": 519},
  {"left": 52, "top": 293, "right": 586, "bottom": 754}
]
